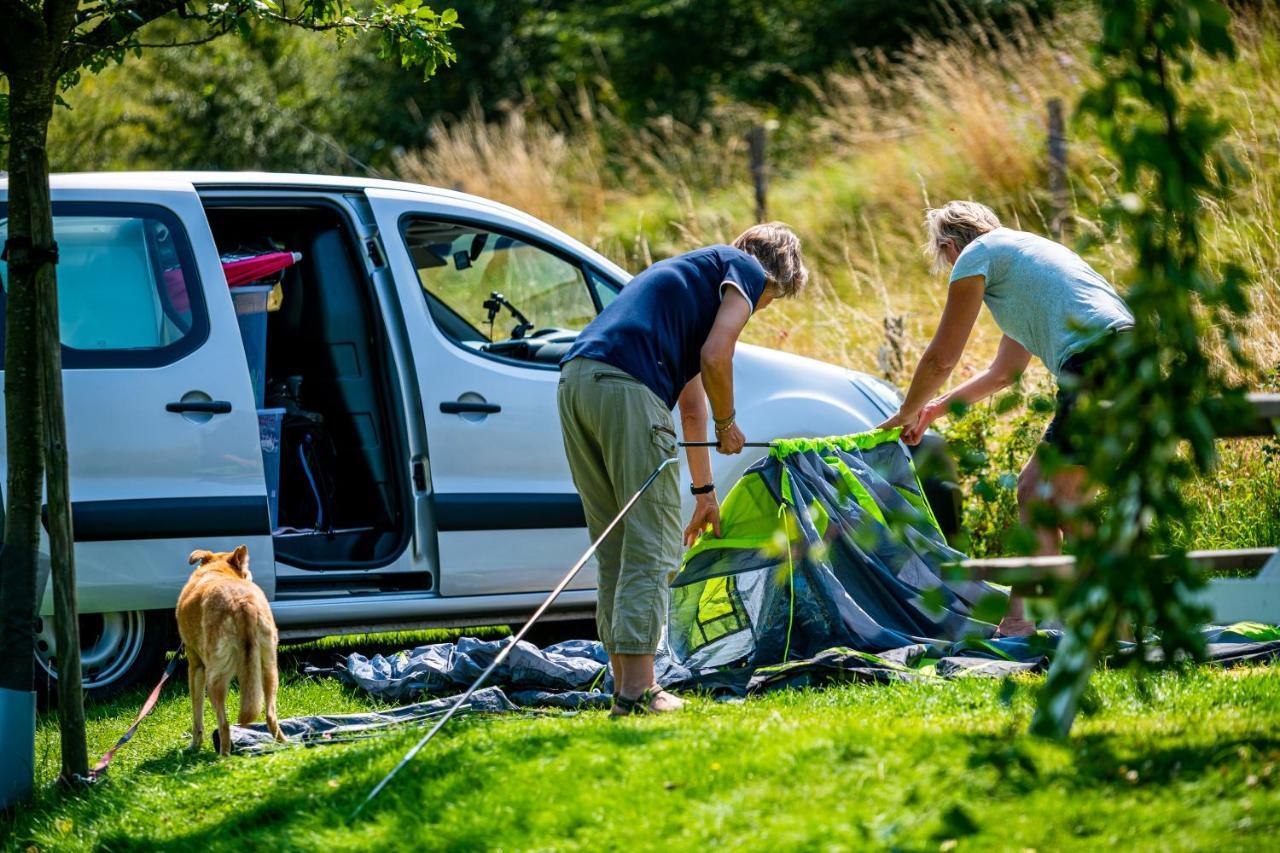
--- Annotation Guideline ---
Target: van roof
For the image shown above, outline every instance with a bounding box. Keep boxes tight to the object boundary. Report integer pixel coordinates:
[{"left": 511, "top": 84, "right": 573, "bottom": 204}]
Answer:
[
  {"left": 29, "top": 170, "right": 532, "bottom": 223},
  {"left": 33, "top": 170, "right": 450, "bottom": 195},
  {"left": 8, "top": 171, "right": 625, "bottom": 279}
]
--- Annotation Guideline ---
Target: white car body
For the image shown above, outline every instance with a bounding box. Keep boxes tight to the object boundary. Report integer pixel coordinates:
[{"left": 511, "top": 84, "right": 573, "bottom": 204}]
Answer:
[{"left": 0, "top": 171, "right": 921, "bottom": 694}]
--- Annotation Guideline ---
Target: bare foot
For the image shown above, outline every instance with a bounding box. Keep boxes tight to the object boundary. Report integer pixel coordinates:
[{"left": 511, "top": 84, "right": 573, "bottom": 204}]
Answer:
[
  {"left": 995, "top": 616, "right": 1036, "bottom": 638},
  {"left": 649, "top": 689, "right": 685, "bottom": 713}
]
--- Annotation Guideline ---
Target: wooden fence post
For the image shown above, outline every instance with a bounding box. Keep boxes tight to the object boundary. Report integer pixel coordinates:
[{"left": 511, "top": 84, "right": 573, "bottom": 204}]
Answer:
[
  {"left": 748, "top": 124, "right": 768, "bottom": 223},
  {"left": 1047, "top": 97, "right": 1068, "bottom": 240}
]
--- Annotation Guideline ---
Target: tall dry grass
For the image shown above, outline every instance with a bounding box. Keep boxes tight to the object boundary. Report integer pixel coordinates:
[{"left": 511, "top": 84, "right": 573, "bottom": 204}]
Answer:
[{"left": 394, "top": 7, "right": 1280, "bottom": 388}]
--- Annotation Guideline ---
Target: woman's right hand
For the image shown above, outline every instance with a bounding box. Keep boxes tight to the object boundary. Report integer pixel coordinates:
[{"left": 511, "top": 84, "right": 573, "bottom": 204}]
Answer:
[
  {"left": 901, "top": 398, "right": 946, "bottom": 444},
  {"left": 716, "top": 423, "right": 746, "bottom": 454}
]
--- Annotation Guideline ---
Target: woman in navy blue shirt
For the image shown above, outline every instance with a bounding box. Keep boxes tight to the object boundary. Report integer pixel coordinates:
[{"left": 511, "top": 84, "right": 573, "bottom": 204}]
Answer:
[{"left": 559, "top": 224, "right": 808, "bottom": 715}]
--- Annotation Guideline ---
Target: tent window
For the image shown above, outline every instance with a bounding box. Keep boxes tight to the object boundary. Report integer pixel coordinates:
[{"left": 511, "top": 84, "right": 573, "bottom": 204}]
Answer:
[{"left": 692, "top": 576, "right": 749, "bottom": 650}]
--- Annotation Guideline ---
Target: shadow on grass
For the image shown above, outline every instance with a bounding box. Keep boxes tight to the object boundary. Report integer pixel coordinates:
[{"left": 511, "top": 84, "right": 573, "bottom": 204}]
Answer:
[
  {"left": 85, "top": 719, "right": 666, "bottom": 852},
  {"left": 1059, "top": 733, "right": 1280, "bottom": 788},
  {"left": 962, "top": 730, "right": 1280, "bottom": 796}
]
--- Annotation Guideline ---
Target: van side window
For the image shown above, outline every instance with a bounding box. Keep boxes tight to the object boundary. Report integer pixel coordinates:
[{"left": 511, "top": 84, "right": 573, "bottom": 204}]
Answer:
[
  {"left": 0, "top": 203, "right": 208, "bottom": 368},
  {"left": 400, "top": 218, "right": 597, "bottom": 365}
]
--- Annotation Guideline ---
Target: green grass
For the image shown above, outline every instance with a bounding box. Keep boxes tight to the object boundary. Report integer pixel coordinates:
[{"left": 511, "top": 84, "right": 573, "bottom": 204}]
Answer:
[
  {"left": 5, "top": 660, "right": 1278, "bottom": 851},
  {"left": 279, "top": 626, "right": 509, "bottom": 656}
]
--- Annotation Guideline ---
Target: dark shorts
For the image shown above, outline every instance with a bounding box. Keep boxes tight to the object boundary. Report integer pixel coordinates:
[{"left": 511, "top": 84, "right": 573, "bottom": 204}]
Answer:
[{"left": 1041, "top": 332, "right": 1129, "bottom": 459}]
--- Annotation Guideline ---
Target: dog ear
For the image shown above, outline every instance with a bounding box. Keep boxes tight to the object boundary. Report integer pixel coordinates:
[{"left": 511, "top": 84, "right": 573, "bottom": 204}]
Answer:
[
  {"left": 230, "top": 544, "right": 250, "bottom": 576},
  {"left": 188, "top": 550, "right": 215, "bottom": 566}
]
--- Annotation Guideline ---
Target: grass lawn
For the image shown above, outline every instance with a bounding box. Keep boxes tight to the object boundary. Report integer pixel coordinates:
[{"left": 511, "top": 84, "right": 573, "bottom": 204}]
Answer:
[{"left": 3, "top": 644, "right": 1278, "bottom": 852}]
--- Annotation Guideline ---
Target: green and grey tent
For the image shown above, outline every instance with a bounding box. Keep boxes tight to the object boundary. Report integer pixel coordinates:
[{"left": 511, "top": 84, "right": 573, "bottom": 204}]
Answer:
[{"left": 668, "top": 429, "right": 1008, "bottom": 685}]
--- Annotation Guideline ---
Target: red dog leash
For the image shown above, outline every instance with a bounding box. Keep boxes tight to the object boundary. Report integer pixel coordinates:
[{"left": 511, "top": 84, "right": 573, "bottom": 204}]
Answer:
[{"left": 83, "top": 645, "right": 183, "bottom": 783}]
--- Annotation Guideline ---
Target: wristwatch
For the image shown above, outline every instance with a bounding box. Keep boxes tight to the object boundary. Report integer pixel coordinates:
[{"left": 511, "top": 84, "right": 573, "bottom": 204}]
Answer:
[{"left": 690, "top": 483, "right": 715, "bottom": 496}]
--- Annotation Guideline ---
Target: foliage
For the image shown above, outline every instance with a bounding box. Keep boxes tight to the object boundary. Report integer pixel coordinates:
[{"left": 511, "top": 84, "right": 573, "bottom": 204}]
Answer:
[
  {"left": 934, "top": 386, "right": 1051, "bottom": 559},
  {"left": 28, "top": 0, "right": 1054, "bottom": 175},
  {"left": 2, "top": 662, "right": 1278, "bottom": 850},
  {"left": 61, "top": 0, "right": 459, "bottom": 86},
  {"left": 1030, "top": 0, "right": 1254, "bottom": 737},
  {"left": 386, "top": 5, "right": 1280, "bottom": 573}
]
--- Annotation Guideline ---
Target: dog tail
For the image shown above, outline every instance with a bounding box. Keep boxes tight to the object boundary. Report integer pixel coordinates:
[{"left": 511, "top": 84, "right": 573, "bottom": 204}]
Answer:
[{"left": 238, "top": 614, "right": 264, "bottom": 725}]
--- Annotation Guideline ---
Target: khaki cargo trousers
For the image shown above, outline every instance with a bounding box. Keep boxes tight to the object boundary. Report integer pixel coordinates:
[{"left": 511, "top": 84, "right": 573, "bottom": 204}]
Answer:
[{"left": 558, "top": 357, "right": 682, "bottom": 655}]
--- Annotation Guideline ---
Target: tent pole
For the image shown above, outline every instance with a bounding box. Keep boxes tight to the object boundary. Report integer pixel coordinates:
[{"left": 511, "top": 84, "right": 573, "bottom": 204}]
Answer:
[{"left": 351, "top": 455, "right": 682, "bottom": 820}]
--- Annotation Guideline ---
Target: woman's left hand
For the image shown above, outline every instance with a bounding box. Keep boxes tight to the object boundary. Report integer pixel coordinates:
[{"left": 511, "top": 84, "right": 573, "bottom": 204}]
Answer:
[{"left": 683, "top": 494, "right": 722, "bottom": 546}]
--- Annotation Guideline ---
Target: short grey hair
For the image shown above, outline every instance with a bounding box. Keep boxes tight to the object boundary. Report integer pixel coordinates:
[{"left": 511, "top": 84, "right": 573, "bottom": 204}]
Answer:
[
  {"left": 732, "top": 222, "right": 809, "bottom": 298},
  {"left": 924, "top": 201, "right": 1002, "bottom": 270}
]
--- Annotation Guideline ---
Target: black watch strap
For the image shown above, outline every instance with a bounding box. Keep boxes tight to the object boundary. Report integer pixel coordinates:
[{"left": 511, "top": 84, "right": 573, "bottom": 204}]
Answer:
[{"left": 690, "top": 483, "right": 716, "bottom": 496}]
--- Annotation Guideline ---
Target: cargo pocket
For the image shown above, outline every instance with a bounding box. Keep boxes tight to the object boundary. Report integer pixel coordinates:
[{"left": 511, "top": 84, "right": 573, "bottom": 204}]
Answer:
[
  {"left": 646, "top": 422, "right": 681, "bottom": 511},
  {"left": 651, "top": 423, "right": 678, "bottom": 454}
]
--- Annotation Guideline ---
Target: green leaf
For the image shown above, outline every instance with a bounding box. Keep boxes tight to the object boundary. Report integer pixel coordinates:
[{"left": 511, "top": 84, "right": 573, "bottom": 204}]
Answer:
[{"left": 972, "top": 593, "right": 1009, "bottom": 626}]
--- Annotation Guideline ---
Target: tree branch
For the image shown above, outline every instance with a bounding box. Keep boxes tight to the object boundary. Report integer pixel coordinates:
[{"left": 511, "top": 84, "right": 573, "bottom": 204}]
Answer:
[
  {"left": 0, "top": 0, "right": 43, "bottom": 73},
  {"left": 0, "top": 0, "right": 41, "bottom": 29},
  {"left": 57, "top": 0, "right": 186, "bottom": 74},
  {"left": 132, "top": 29, "right": 231, "bottom": 50}
]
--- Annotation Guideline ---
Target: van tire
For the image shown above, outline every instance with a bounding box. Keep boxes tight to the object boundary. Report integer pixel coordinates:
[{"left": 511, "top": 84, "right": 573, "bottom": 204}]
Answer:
[{"left": 34, "top": 609, "right": 175, "bottom": 708}]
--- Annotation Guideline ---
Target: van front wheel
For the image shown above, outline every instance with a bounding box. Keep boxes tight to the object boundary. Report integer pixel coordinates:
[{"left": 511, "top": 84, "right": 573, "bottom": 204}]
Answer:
[{"left": 33, "top": 609, "right": 173, "bottom": 706}]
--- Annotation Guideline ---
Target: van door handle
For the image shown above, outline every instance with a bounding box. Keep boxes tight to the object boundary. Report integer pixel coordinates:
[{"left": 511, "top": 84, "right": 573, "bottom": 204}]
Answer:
[
  {"left": 440, "top": 401, "right": 501, "bottom": 415},
  {"left": 166, "top": 400, "right": 233, "bottom": 415}
]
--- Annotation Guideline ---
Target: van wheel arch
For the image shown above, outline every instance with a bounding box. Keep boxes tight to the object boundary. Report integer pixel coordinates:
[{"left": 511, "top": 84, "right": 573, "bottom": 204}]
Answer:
[{"left": 34, "top": 608, "right": 176, "bottom": 707}]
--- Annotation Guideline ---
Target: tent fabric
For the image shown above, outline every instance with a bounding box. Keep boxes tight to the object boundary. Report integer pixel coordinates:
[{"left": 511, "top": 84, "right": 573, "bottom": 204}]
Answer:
[
  {"left": 224, "top": 686, "right": 519, "bottom": 754},
  {"left": 668, "top": 428, "right": 1004, "bottom": 678}
]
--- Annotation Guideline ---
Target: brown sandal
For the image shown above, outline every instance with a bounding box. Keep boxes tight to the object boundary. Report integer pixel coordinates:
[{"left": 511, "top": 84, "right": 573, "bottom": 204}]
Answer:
[{"left": 610, "top": 686, "right": 663, "bottom": 717}]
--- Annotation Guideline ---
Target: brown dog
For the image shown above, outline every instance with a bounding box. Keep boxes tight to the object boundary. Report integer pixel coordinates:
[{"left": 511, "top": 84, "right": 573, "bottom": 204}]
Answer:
[{"left": 177, "top": 545, "right": 285, "bottom": 755}]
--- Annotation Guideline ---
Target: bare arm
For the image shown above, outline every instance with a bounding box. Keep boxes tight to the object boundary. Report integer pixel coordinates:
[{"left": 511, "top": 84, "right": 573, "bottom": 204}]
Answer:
[
  {"left": 700, "top": 288, "right": 754, "bottom": 455},
  {"left": 677, "top": 375, "right": 721, "bottom": 544},
  {"left": 939, "top": 334, "right": 1030, "bottom": 408},
  {"left": 678, "top": 289, "right": 757, "bottom": 545},
  {"left": 901, "top": 334, "right": 1031, "bottom": 444},
  {"left": 878, "top": 274, "right": 985, "bottom": 430},
  {"left": 678, "top": 375, "right": 713, "bottom": 490}
]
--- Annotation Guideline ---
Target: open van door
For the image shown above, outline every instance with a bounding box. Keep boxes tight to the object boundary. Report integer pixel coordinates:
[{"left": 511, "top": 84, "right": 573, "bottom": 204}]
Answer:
[
  {"left": 364, "top": 188, "right": 599, "bottom": 596},
  {"left": 0, "top": 176, "right": 274, "bottom": 697}
]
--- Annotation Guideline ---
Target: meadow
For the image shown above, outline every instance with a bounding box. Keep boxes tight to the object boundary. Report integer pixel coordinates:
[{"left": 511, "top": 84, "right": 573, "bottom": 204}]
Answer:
[
  {"left": 394, "top": 6, "right": 1280, "bottom": 555},
  {"left": 3, "top": 638, "right": 1277, "bottom": 852}
]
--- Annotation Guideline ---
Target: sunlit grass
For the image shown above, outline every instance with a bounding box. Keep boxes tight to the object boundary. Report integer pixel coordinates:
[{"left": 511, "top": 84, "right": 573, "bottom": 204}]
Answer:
[{"left": 6, "top": 662, "right": 1277, "bottom": 851}]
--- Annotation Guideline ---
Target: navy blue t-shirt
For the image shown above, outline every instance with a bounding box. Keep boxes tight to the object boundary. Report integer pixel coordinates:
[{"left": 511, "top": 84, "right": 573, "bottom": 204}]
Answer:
[{"left": 563, "top": 245, "right": 768, "bottom": 409}]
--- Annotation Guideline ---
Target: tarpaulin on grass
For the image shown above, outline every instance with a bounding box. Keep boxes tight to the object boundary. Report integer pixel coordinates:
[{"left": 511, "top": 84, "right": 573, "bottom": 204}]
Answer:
[
  {"left": 313, "top": 636, "right": 690, "bottom": 704},
  {"left": 226, "top": 686, "right": 519, "bottom": 754}
]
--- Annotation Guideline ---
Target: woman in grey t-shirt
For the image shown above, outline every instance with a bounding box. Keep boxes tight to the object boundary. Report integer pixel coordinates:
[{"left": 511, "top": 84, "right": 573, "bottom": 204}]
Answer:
[{"left": 878, "top": 201, "right": 1133, "bottom": 636}]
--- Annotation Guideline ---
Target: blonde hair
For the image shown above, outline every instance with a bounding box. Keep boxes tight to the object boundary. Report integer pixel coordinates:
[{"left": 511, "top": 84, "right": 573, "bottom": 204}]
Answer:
[
  {"left": 924, "top": 201, "right": 1002, "bottom": 270},
  {"left": 732, "top": 222, "right": 809, "bottom": 298}
]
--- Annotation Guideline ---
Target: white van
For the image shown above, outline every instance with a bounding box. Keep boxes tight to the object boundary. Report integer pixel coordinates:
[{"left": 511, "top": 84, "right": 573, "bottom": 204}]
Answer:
[{"left": 0, "top": 172, "right": 957, "bottom": 699}]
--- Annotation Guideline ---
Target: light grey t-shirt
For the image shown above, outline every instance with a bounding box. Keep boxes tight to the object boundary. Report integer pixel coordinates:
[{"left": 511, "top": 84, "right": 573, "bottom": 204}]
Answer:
[{"left": 950, "top": 227, "right": 1134, "bottom": 375}]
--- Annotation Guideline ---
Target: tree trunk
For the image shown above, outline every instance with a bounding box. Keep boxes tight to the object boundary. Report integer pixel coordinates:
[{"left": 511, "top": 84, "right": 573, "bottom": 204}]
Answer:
[
  {"left": 0, "top": 69, "right": 52, "bottom": 700},
  {"left": 0, "top": 46, "right": 87, "bottom": 782},
  {"left": 38, "top": 146, "right": 87, "bottom": 786}
]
